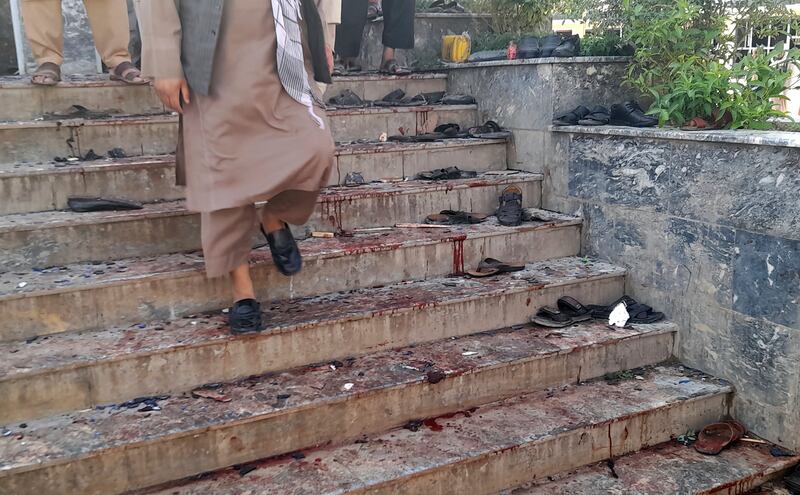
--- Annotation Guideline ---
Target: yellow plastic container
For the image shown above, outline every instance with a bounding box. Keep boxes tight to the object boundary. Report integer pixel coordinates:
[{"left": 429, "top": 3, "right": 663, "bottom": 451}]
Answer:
[{"left": 442, "top": 34, "right": 471, "bottom": 63}]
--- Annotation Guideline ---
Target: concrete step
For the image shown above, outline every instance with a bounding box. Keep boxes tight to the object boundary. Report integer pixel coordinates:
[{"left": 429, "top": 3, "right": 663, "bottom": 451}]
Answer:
[
  {"left": 0, "top": 217, "right": 584, "bottom": 342},
  {"left": 0, "top": 74, "right": 449, "bottom": 121},
  {"left": 0, "top": 256, "right": 623, "bottom": 422},
  {"left": 504, "top": 441, "right": 799, "bottom": 495},
  {"left": 0, "top": 75, "right": 165, "bottom": 121},
  {"left": 123, "top": 365, "right": 732, "bottom": 495},
  {"left": 0, "top": 173, "right": 542, "bottom": 269},
  {"left": 0, "top": 139, "right": 509, "bottom": 215},
  {"left": 0, "top": 105, "right": 479, "bottom": 163},
  {"left": 324, "top": 73, "right": 448, "bottom": 101}
]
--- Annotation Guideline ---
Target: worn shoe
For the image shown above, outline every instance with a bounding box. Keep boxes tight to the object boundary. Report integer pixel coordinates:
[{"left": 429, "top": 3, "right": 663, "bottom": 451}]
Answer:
[
  {"left": 262, "top": 223, "right": 303, "bottom": 276},
  {"left": 517, "top": 37, "right": 541, "bottom": 59},
  {"left": 610, "top": 101, "right": 658, "bottom": 127},
  {"left": 496, "top": 185, "right": 523, "bottom": 226},
  {"left": 229, "top": 298, "right": 263, "bottom": 334},
  {"left": 553, "top": 34, "right": 580, "bottom": 57}
]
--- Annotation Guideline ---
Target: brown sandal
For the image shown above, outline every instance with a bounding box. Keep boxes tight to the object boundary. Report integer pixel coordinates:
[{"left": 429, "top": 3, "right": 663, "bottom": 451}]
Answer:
[
  {"left": 110, "top": 61, "right": 148, "bottom": 85},
  {"left": 694, "top": 419, "right": 746, "bottom": 455},
  {"left": 380, "top": 59, "right": 411, "bottom": 75},
  {"left": 31, "top": 62, "right": 61, "bottom": 86}
]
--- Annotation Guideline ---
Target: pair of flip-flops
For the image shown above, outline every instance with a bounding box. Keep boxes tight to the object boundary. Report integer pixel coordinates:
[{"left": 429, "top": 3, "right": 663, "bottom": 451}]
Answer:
[
  {"left": 466, "top": 258, "right": 525, "bottom": 278},
  {"left": 553, "top": 105, "right": 610, "bottom": 126},
  {"left": 416, "top": 166, "right": 477, "bottom": 181},
  {"left": 694, "top": 419, "right": 747, "bottom": 455},
  {"left": 426, "top": 210, "right": 488, "bottom": 225},
  {"left": 531, "top": 296, "right": 591, "bottom": 328},
  {"left": 588, "top": 295, "right": 664, "bottom": 324}
]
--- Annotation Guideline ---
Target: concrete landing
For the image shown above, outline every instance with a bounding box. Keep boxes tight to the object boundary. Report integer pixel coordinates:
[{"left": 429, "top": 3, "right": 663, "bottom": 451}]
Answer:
[
  {"left": 126, "top": 365, "right": 731, "bottom": 495},
  {"left": 0, "top": 257, "right": 625, "bottom": 422},
  {"left": 506, "top": 441, "right": 799, "bottom": 495}
]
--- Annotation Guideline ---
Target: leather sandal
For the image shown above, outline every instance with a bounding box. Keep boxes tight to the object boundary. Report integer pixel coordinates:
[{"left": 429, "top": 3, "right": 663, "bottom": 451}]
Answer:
[
  {"left": 31, "top": 62, "right": 61, "bottom": 86},
  {"left": 380, "top": 59, "right": 411, "bottom": 75},
  {"left": 110, "top": 61, "right": 148, "bottom": 85}
]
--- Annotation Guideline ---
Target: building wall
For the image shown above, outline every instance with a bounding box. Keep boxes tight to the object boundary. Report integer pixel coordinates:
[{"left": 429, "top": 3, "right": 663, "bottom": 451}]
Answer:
[{"left": 545, "top": 127, "right": 800, "bottom": 450}]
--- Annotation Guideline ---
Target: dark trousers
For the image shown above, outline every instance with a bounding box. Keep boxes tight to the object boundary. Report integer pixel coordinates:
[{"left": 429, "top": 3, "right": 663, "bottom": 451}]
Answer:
[
  {"left": 335, "top": 0, "right": 415, "bottom": 58},
  {"left": 382, "top": 0, "right": 415, "bottom": 50}
]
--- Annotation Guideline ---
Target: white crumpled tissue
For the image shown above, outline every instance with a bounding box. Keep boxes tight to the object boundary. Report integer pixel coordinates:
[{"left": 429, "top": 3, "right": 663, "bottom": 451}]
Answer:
[{"left": 609, "top": 302, "right": 630, "bottom": 328}]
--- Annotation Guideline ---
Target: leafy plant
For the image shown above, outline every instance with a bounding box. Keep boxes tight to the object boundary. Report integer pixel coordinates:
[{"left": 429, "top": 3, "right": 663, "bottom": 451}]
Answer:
[
  {"left": 468, "top": 0, "right": 558, "bottom": 34},
  {"left": 621, "top": 0, "right": 800, "bottom": 128},
  {"left": 580, "top": 32, "right": 628, "bottom": 56}
]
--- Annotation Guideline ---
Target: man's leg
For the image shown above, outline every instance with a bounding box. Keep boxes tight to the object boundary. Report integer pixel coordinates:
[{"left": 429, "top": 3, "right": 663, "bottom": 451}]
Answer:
[
  {"left": 335, "top": 0, "right": 369, "bottom": 69},
  {"left": 83, "top": 0, "right": 131, "bottom": 69},
  {"left": 381, "top": 0, "right": 414, "bottom": 68},
  {"left": 20, "top": 0, "right": 64, "bottom": 66}
]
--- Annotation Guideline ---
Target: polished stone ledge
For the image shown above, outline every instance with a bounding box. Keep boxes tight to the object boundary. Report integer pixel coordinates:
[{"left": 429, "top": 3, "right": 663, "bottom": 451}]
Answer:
[
  {"left": 552, "top": 125, "right": 800, "bottom": 149},
  {"left": 444, "top": 56, "right": 631, "bottom": 70}
]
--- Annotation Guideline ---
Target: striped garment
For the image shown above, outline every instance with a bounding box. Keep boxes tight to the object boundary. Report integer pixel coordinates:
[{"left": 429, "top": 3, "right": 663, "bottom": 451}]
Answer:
[{"left": 271, "top": 0, "right": 325, "bottom": 128}]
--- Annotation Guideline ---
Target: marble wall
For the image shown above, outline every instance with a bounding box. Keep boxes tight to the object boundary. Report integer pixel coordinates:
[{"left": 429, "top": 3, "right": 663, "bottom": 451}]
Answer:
[
  {"left": 446, "top": 58, "right": 634, "bottom": 173},
  {"left": 546, "top": 127, "right": 800, "bottom": 449}
]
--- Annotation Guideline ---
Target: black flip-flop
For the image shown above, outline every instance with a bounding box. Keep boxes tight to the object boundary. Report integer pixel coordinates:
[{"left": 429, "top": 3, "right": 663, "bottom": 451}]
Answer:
[
  {"left": 627, "top": 302, "right": 665, "bottom": 324},
  {"left": 426, "top": 210, "right": 488, "bottom": 225},
  {"left": 468, "top": 120, "right": 511, "bottom": 139},
  {"left": 67, "top": 197, "right": 143, "bottom": 212},
  {"left": 531, "top": 306, "right": 576, "bottom": 328},
  {"left": 466, "top": 257, "right": 525, "bottom": 278},
  {"left": 327, "top": 89, "right": 368, "bottom": 108},
  {"left": 416, "top": 166, "right": 477, "bottom": 181},
  {"left": 553, "top": 105, "right": 591, "bottom": 126},
  {"left": 557, "top": 296, "right": 592, "bottom": 322}
]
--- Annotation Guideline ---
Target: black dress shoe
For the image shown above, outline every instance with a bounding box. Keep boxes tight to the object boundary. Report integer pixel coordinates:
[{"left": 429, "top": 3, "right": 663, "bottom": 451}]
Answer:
[
  {"left": 262, "top": 223, "right": 302, "bottom": 276},
  {"left": 610, "top": 101, "right": 658, "bottom": 127},
  {"left": 229, "top": 298, "right": 263, "bottom": 334}
]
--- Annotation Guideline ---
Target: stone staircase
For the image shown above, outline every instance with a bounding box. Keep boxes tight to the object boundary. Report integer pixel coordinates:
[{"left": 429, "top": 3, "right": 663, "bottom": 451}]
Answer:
[{"left": 0, "top": 72, "right": 796, "bottom": 495}]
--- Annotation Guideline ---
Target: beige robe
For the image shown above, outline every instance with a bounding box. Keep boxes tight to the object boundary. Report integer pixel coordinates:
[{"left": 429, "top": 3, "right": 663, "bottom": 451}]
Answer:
[{"left": 135, "top": 0, "right": 334, "bottom": 221}]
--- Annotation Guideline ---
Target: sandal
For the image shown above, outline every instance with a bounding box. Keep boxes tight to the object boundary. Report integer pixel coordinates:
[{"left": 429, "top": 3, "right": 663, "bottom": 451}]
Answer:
[
  {"left": 380, "top": 59, "right": 411, "bottom": 76},
  {"left": 578, "top": 105, "right": 611, "bottom": 126},
  {"left": 327, "top": 89, "right": 368, "bottom": 108},
  {"left": 553, "top": 105, "right": 591, "bottom": 126},
  {"left": 468, "top": 120, "right": 511, "bottom": 140},
  {"left": 416, "top": 166, "right": 477, "bottom": 180},
  {"left": 694, "top": 420, "right": 745, "bottom": 455},
  {"left": 441, "top": 94, "right": 476, "bottom": 105},
  {"left": 31, "top": 62, "right": 61, "bottom": 86},
  {"left": 557, "top": 296, "right": 592, "bottom": 322},
  {"left": 626, "top": 302, "right": 665, "bottom": 324},
  {"left": 426, "top": 210, "right": 488, "bottom": 225},
  {"left": 531, "top": 306, "right": 576, "bottom": 328},
  {"left": 466, "top": 257, "right": 525, "bottom": 278},
  {"left": 110, "top": 61, "right": 148, "bottom": 85},
  {"left": 496, "top": 185, "right": 523, "bottom": 226}
]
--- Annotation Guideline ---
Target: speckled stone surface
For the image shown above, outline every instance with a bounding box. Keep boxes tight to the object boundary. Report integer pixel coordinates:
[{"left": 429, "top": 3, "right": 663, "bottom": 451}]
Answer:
[
  {"left": 446, "top": 58, "right": 634, "bottom": 173},
  {"left": 545, "top": 129, "right": 800, "bottom": 451},
  {"left": 553, "top": 124, "right": 800, "bottom": 149},
  {"left": 507, "top": 440, "right": 799, "bottom": 494}
]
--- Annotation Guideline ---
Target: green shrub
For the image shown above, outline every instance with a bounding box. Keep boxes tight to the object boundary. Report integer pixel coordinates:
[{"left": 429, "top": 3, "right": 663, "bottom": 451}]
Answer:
[{"left": 621, "top": 0, "right": 800, "bottom": 128}]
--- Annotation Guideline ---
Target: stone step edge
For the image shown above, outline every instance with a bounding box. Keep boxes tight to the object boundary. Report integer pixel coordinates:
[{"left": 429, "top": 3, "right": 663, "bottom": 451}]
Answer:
[
  {"left": 0, "top": 219, "right": 580, "bottom": 301},
  {"left": 0, "top": 257, "right": 622, "bottom": 423},
  {"left": 0, "top": 104, "right": 478, "bottom": 129},
  {"left": 503, "top": 440, "right": 799, "bottom": 495},
  {"left": 0, "top": 139, "right": 507, "bottom": 176},
  {"left": 0, "top": 323, "right": 678, "bottom": 483},
  {"left": 0, "top": 174, "right": 543, "bottom": 233},
  {"left": 0, "top": 72, "right": 449, "bottom": 89},
  {"left": 128, "top": 365, "right": 731, "bottom": 495}
]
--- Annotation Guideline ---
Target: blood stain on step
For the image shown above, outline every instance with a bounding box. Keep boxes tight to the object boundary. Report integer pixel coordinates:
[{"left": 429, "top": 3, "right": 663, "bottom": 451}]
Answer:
[{"left": 452, "top": 237, "right": 465, "bottom": 275}]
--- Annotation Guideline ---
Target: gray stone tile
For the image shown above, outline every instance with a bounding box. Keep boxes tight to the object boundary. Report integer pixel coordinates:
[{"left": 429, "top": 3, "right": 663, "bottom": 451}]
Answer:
[{"left": 732, "top": 230, "right": 800, "bottom": 329}]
